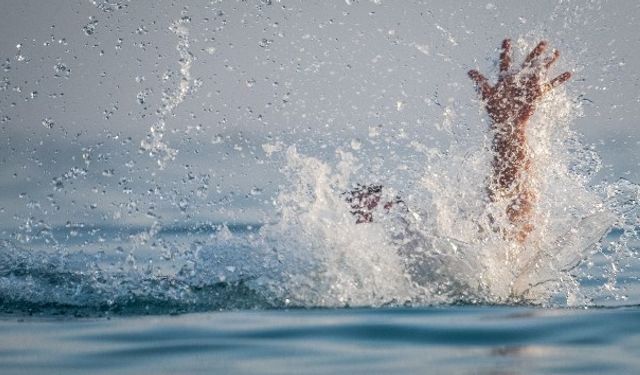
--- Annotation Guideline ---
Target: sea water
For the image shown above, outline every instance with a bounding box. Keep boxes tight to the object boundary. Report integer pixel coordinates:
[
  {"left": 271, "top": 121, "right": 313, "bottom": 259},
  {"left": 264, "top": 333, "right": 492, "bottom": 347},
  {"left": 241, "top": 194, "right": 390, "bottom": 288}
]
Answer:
[
  {"left": 1, "top": 1, "right": 640, "bottom": 374},
  {"left": 1, "top": 224, "right": 639, "bottom": 375},
  {"left": 2, "top": 305, "right": 640, "bottom": 375}
]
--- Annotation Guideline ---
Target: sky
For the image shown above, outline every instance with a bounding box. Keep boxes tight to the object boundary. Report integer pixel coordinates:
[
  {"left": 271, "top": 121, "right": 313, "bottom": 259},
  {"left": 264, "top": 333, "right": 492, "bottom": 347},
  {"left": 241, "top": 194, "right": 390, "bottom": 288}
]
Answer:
[{"left": 1, "top": 0, "right": 639, "bottom": 236}]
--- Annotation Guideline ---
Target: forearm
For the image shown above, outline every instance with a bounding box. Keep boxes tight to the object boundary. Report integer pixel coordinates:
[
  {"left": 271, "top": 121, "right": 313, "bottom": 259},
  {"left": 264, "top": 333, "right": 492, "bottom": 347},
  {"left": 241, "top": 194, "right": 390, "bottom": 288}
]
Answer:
[
  {"left": 490, "top": 119, "right": 532, "bottom": 193},
  {"left": 489, "top": 119, "right": 536, "bottom": 241}
]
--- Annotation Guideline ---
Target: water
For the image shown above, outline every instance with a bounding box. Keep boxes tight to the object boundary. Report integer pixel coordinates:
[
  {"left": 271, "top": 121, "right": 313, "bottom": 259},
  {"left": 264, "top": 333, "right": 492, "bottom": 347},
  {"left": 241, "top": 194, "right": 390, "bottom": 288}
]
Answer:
[
  {"left": 2, "top": 306, "right": 639, "bottom": 375},
  {"left": 0, "top": 225, "right": 639, "bottom": 374},
  {"left": 2, "top": 1, "right": 640, "bottom": 373}
]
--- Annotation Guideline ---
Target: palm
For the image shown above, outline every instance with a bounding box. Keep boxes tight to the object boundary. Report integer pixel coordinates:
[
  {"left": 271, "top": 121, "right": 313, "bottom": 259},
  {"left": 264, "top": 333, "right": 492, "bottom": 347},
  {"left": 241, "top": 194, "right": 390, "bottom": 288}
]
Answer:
[
  {"left": 486, "top": 72, "right": 542, "bottom": 124},
  {"left": 469, "top": 40, "right": 571, "bottom": 126}
]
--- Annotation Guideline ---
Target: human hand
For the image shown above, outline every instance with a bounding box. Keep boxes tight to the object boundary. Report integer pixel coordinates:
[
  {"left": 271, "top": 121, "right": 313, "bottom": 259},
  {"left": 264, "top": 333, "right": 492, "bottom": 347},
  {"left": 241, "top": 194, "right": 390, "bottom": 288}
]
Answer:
[
  {"left": 468, "top": 39, "right": 571, "bottom": 126},
  {"left": 344, "top": 184, "right": 404, "bottom": 224}
]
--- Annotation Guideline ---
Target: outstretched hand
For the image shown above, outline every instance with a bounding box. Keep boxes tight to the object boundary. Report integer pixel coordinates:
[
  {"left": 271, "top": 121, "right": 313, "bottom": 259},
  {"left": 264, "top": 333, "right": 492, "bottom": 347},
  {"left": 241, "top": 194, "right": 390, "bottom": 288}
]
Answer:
[
  {"left": 468, "top": 39, "right": 572, "bottom": 243},
  {"left": 468, "top": 39, "right": 571, "bottom": 126}
]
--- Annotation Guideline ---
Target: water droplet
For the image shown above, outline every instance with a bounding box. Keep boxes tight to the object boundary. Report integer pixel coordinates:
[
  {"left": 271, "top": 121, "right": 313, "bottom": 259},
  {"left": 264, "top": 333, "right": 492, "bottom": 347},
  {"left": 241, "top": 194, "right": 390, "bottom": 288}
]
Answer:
[
  {"left": 82, "top": 17, "right": 99, "bottom": 35},
  {"left": 52, "top": 178, "right": 64, "bottom": 191},
  {"left": 178, "top": 198, "right": 189, "bottom": 212},
  {"left": 258, "top": 38, "right": 273, "bottom": 48},
  {"left": 53, "top": 62, "right": 70, "bottom": 78},
  {"left": 42, "top": 118, "right": 55, "bottom": 129},
  {"left": 211, "top": 134, "right": 223, "bottom": 144},
  {"left": 14, "top": 44, "right": 26, "bottom": 62},
  {"left": 369, "top": 125, "right": 382, "bottom": 138},
  {"left": 91, "top": 0, "right": 129, "bottom": 13},
  {"left": 136, "top": 88, "right": 152, "bottom": 104},
  {"left": 1, "top": 58, "right": 10, "bottom": 72}
]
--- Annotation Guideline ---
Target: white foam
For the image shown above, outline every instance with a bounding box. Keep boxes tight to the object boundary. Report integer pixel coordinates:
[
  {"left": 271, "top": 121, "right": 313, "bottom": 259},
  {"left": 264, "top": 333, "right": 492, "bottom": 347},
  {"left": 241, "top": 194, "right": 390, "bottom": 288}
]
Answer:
[{"left": 259, "top": 41, "right": 628, "bottom": 306}]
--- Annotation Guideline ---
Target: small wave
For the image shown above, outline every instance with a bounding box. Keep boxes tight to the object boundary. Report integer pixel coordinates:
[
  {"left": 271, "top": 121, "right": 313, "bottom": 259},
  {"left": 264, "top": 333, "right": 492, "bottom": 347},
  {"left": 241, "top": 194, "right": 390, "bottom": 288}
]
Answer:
[{"left": 0, "top": 240, "right": 277, "bottom": 316}]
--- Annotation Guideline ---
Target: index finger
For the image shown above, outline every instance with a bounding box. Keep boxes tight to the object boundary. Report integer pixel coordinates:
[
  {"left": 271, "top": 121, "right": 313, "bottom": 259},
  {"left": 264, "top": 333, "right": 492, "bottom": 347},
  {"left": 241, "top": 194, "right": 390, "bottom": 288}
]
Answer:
[{"left": 500, "top": 39, "right": 512, "bottom": 73}]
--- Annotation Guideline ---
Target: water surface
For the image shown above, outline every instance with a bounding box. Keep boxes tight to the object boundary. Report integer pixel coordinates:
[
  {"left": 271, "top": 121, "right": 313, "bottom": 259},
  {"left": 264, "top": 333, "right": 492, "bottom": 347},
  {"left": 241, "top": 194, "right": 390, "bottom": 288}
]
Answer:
[{"left": 2, "top": 306, "right": 639, "bottom": 375}]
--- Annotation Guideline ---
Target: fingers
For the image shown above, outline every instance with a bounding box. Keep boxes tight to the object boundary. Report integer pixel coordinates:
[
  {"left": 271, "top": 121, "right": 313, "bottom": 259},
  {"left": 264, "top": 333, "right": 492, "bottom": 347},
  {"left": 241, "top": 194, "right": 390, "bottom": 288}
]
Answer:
[
  {"left": 543, "top": 49, "right": 560, "bottom": 70},
  {"left": 550, "top": 71, "right": 571, "bottom": 87},
  {"left": 499, "top": 39, "right": 512, "bottom": 73},
  {"left": 542, "top": 71, "right": 572, "bottom": 94},
  {"left": 523, "top": 40, "right": 548, "bottom": 67},
  {"left": 468, "top": 69, "right": 492, "bottom": 99}
]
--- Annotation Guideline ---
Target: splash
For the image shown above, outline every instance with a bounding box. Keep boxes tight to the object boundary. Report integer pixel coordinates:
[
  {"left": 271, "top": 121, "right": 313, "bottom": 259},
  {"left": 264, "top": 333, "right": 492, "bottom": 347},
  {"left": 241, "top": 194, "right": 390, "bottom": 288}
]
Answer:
[
  {"left": 256, "top": 40, "right": 634, "bottom": 307},
  {"left": 258, "top": 147, "right": 416, "bottom": 307},
  {"left": 0, "top": 107, "right": 636, "bottom": 315},
  {"left": 140, "top": 15, "right": 195, "bottom": 169},
  {"left": 1, "top": 32, "right": 639, "bottom": 315}
]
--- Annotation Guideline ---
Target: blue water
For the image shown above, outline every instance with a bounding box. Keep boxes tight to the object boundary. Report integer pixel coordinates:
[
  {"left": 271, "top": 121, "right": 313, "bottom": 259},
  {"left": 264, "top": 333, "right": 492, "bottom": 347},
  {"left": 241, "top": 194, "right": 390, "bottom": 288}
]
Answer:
[
  {"left": 0, "top": 224, "right": 639, "bottom": 374},
  {"left": 1, "top": 306, "right": 639, "bottom": 374}
]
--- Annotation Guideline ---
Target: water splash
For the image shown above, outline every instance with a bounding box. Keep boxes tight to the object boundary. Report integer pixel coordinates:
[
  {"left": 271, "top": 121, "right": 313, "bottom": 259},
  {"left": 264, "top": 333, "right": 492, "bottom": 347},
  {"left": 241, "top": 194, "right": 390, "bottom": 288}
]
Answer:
[
  {"left": 258, "top": 147, "right": 416, "bottom": 307},
  {"left": 254, "top": 41, "right": 635, "bottom": 307},
  {"left": 140, "top": 15, "right": 195, "bottom": 169},
  {"left": 1, "top": 28, "right": 639, "bottom": 316}
]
